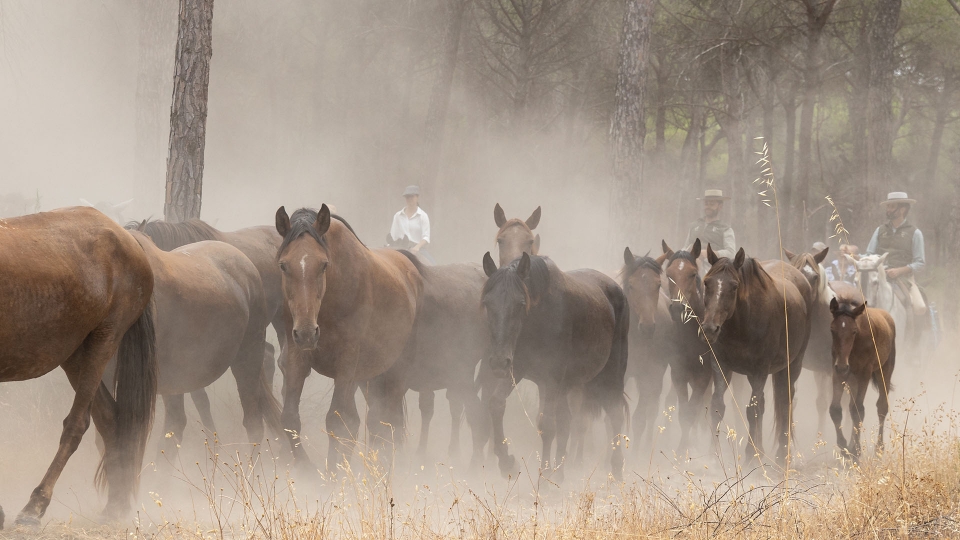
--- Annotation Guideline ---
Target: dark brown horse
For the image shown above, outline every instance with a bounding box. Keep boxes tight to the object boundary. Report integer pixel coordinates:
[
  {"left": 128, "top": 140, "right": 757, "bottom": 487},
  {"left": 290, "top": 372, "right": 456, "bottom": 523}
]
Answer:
[
  {"left": 275, "top": 205, "right": 422, "bottom": 468},
  {"left": 135, "top": 219, "right": 284, "bottom": 430},
  {"left": 125, "top": 228, "right": 282, "bottom": 459},
  {"left": 701, "top": 245, "right": 810, "bottom": 463},
  {"left": 480, "top": 252, "right": 628, "bottom": 481},
  {"left": 493, "top": 203, "right": 541, "bottom": 266},
  {"left": 0, "top": 207, "right": 157, "bottom": 525},
  {"left": 828, "top": 299, "right": 895, "bottom": 458},
  {"left": 660, "top": 240, "right": 715, "bottom": 452}
]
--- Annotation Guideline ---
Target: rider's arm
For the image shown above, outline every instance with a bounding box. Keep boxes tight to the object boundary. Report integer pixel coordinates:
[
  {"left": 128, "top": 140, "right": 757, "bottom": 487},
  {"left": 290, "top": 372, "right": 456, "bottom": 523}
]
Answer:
[
  {"left": 715, "top": 228, "right": 736, "bottom": 259},
  {"left": 389, "top": 212, "right": 404, "bottom": 242},
  {"left": 412, "top": 213, "right": 430, "bottom": 251},
  {"left": 865, "top": 228, "right": 880, "bottom": 256},
  {"left": 908, "top": 229, "right": 925, "bottom": 274}
]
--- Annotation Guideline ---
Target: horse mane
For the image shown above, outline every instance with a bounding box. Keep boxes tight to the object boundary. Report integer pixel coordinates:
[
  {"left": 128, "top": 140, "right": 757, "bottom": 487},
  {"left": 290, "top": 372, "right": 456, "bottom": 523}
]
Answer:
[
  {"left": 278, "top": 207, "right": 365, "bottom": 258},
  {"left": 668, "top": 250, "right": 697, "bottom": 266},
  {"left": 493, "top": 218, "right": 533, "bottom": 240},
  {"left": 126, "top": 219, "right": 221, "bottom": 251},
  {"left": 482, "top": 255, "right": 551, "bottom": 301},
  {"left": 619, "top": 255, "right": 662, "bottom": 291}
]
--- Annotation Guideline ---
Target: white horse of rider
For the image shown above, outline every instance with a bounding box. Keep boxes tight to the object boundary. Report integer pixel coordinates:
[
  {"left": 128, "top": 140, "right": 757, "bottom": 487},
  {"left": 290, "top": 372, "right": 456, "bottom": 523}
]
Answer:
[{"left": 848, "top": 253, "right": 906, "bottom": 352}]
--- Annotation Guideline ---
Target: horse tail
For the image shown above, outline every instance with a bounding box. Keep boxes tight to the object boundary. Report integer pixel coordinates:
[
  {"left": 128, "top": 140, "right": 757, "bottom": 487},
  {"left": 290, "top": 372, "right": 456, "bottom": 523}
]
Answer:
[
  {"left": 772, "top": 367, "right": 792, "bottom": 457},
  {"left": 98, "top": 297, "right": 159, "bottom": 497},
  {"left": 259, "top": 359, "right": 285, "bottom": 440},
  {"left": 397, "top": 249, "right": 427, "bottom": 276},
  {"left": 584, "top": 284, "right": 631, "bottom": 422}
]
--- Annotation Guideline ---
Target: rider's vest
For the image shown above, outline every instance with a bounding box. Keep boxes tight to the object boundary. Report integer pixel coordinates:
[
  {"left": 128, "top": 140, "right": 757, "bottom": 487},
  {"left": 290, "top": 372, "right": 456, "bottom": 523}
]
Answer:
[
  {"left": 688, "top": 219, "right": 731, "bottom": 252},
  {"left": 876, "top": 222, "right": 917, "bottom": 269}
]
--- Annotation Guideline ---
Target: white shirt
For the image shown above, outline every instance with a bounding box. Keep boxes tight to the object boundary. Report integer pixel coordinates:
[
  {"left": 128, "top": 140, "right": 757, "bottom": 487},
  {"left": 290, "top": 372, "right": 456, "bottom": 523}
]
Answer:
[{"left": 390, "top": 207, "right": 431, "bottom": 244}]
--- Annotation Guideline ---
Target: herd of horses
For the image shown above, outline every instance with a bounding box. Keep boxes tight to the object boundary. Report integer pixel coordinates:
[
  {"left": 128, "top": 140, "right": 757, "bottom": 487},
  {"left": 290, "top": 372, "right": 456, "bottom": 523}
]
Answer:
[{"left": 0, "top": 203, "right": 899, "bottom": 527}]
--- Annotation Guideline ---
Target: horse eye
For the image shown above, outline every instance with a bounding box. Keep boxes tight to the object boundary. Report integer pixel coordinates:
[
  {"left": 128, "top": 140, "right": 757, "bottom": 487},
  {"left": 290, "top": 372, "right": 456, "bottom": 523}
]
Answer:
[
  {"left": 279, "top": 262, "right": 288, "bottom": 273},
  {"left": 319, "top": 262, "right": 329, "bottom": 273}
]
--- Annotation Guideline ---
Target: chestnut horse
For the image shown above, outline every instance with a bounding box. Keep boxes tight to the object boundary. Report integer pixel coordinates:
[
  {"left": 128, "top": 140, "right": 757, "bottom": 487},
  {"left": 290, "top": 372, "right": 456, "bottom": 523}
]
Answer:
[
  {"left": 661, "top": 240, "right": 716, "bottom": 452},
  {"left": 125, "top": 228, "right": 282, "bottom": 460},
  {"left": 480, "top": 252, "right": 628, "bottom": 481},
  {"left": 0, "top": 207, "right": 157, "bottom": 525},
  {"left": 493, "top": 203, "right": 541, "bottom": 266},
  {"left": 135, "top": 219, "right": 284, "bottom": 430},
  {"left": 828, "top": 299, "right": 895, "bottom": 458},
  {"left": 275, "top": 205, "right": 422, "bottom": 469},
  {"left": 701, "top": 245, "right": 810, "bottom": 463}
]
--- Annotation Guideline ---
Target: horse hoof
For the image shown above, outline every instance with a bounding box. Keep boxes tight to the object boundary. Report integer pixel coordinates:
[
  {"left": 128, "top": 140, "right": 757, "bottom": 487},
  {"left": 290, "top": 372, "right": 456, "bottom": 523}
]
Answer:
[
  {"left": 499, "top": 455, "right": 517, "bottom": 477},
  {"left": 14, "top": 513, "right": 40, "bottom": 529}
]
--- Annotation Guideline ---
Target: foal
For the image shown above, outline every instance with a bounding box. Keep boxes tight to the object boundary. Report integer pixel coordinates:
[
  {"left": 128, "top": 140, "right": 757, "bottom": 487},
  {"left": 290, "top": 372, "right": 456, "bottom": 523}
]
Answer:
[{"left": 828, "top": 298, "right": 896, "bottom": 458}]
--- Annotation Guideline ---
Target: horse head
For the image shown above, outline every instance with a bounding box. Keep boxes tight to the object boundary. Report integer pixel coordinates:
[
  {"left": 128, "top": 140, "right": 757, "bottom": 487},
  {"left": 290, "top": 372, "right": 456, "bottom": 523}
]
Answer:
[
  {"left": 829, "top": 297, "right": 867, "bottom": 377},
  {"left": 851, "top": 253, "right": 888, "bottom": 307},
  {"left": 276, "top": 204, "right": 332, "bottom": 350},
  {"left": 481, "top": 251, "right": 536, "bottom": 378},
  {"left": 785, "top": 246, "right": 831, "bottom": 305},
  {"left": 493, "top": 203, "right": 541, "bottom": 266},
  {"left": 701, "top": 245, "right": 747, "bottom": 342},
  {"left": 663, "top": 239, "right": 705, "bottom": 324},
  {"left": 622, "top": 247, "right": 667, "bottom": 337}
]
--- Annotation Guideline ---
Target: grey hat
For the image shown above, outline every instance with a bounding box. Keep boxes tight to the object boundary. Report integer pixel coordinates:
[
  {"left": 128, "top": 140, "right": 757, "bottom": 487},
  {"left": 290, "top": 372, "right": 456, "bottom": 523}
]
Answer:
[
  {"left": 403, "top": 185, "right": 420, "bottom": 197},
  {"left": 697, "top": 189, "right": 730, "bottom": 201}
]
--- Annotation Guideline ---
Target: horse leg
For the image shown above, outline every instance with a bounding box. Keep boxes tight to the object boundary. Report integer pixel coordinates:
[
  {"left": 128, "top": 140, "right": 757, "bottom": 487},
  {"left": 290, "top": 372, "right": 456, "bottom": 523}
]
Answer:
[
  {"left": 850, "top": 379, "right": 867, "bottom": 458},
  {"left": 487, "top": 378, "right": 516, "bottom": 477},
  {"left": 829, "top": 375, "right": 848, "bottom": 454},
  {"left": 279, "top": 349, "right": 313, "bottom": 469},
  {"left": 231, "top": 343, "right": 269, "bottom": 446},
  {"left": 633, "top": 368, "right": 664, "bottom": 449},
  {"left": 745, "top": 374, "right": 767, "bottom": 461},
  {"left": 158, "top": 394, "right": 188, "bottom": 463},
  {"left": 600, "top": 390, "right": 626, "bottom": 482},
  {"left": 16, "top": 344, "right": 110, "bottom": 525},
  {"left": 536, "top": 382, "right": 558, "bottom": 477},
  {"left": 262, "top": 341, "right": 276, "bottom": 393},
  {"left": 671, "top": 367, "right": 692, "bottom": 453},
  {"left": 772, "top": 367, "right": 800, "bottom": 463},
  {"left": 566, "top": 386, "right": 586, "bottom": 465},
  {"left": 709, "top": 362, "right": 730, "bottom": 444},
  {"left": 189, "top": 390, "right": 218, "bottom": 434},
  {"left": 875, "top": 375, "right": 890, "bottom": 454},
  {"left": 447, "top": 392, "right": 465, "bottom": 456},
  {"left": 554, "top": 389, "right": 572, "bottom": 482},
  {"left": 417, "top": 391, "right": 436, "bottom": 456},
  {"left": 326, "top": 380, "right": 361, "bottom": 469},
  {"left": 814, "top": 371, "right": 831, "bottom": 436},
  {"left": 689, "top": 368, "right": 713, "bottom": 451}
]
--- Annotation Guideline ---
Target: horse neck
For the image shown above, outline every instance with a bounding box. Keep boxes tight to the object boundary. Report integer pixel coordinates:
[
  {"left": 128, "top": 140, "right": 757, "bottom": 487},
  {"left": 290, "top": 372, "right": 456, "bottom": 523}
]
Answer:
[{"left": 322, "top": 221, "right": 369, "bottom": 305}]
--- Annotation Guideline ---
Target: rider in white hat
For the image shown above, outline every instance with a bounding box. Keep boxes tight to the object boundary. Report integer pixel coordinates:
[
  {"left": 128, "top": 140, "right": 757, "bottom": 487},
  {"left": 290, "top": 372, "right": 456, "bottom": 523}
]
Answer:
[
  {"left": 389, "top": 185, "right": 434, "bottom": 264},
  {"left": 865, "top": 191, "right": 925, "bottom": 315},
  {"left": 684, "top": 189, "right": 736, "bottom": 262}
]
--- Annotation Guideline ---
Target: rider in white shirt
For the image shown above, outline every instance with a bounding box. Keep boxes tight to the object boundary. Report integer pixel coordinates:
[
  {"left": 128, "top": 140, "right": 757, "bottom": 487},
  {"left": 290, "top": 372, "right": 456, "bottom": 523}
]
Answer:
[{"left": 389, "top": 185, "right": 434, "bottom": 264}]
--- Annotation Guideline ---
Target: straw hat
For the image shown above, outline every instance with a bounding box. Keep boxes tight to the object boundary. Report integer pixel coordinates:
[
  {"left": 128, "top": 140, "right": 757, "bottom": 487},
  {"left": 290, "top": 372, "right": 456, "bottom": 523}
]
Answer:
[
  {"left": 698, "top": 189, "right": 730, "bottom": 201},
  {"left": 879, "top": 192, "right": 915, "bottom": 207}
]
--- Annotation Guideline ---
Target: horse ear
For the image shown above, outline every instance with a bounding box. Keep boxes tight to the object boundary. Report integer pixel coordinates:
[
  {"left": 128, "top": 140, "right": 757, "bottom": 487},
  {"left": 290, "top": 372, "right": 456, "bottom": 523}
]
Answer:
[
  {"left": 494, "top": 203, "right": 507, "bottom": 228},
  {"left": 691, "top": 238, "right": 702, "bottom": 259},
  {"left": 655, "top": 252, "right": 669, "bottom": 266},
  {"left": 877, "top": 252, "right": 889, "bottom": 267},
  {"left": 814, "top": 246, "right": 830, "bottom": 264},
  {"left": 525, "top": 206, "right": 541, "bottom": 230},
  {"left": 483, "top": 251, "right": 498, "bottom": 277},
  {"left": 706, "top": 243, "right": 718, "bottom": 265},
  {"left": 137, "top": 219, "right": 147, "bottom": 233},
  {"left": 829, "top": 297, "right": 840, "bottom": 314},
  {"left": 624, "top": 247, "right": 635, "bottom": 268},
  {"left": 852, "top": 301, "right": 867, "bottom": 317},
  {"left": 517, "top": 252, "right": 531, "bottom": 279},
  {"left": 733, "top": 248, "right": 746, "bottom": 269},
  {"left": 783, "top": 248, "right": 796, "bottom": 261},
  {"left": 661, "top": 240, "right": 674, "bottom": 257},
  {"left": 275, "top": 206, "right": 291, "bottom": 237},
  {"left": 843, "top": 253, "right": 858, "bottom": 265},
  {"left": 533, "top": 234, "right": 541, "bottom": 254},
  {"left": 315, "top": 204, "right": 331, "bottom": 236}
]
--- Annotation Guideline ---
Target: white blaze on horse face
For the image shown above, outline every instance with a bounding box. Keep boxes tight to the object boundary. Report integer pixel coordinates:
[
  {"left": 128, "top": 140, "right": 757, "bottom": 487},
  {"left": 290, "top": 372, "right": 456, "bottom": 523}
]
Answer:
[{"left": 678, "top": 261, "right": 685, "bottom": 272}]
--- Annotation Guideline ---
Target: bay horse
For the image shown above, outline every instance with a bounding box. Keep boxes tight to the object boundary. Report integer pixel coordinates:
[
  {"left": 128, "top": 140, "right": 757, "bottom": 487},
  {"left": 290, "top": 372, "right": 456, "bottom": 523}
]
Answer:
[
  {"left": 783, "top": 247, "right": 837, "bottom": 433},
  {"left": 701, "top": 245, "right": 810, "bottom": 463},
  {"left": 660, "top": 240, "right": 716, "bottom": 452},
  {"left": 275, "top": 205, "right": 422, "bottom": 469},
  {"left": 493, "top": 203, "right": 541, "bottom": 266},
  {"left": 480, "top": 252, "right": 628, "bottom": 481},
  {"left": 125, "top": 227, "right": 282, "bottom": 460},
  {"left": 828, "top": 299, "right": 895, "bottom": 458},
  {"left": 0, "top": 207, "right": 157, "bottom": 525},
  {"left": 135, "top": 219, "right": 284, "bottom": 430}
]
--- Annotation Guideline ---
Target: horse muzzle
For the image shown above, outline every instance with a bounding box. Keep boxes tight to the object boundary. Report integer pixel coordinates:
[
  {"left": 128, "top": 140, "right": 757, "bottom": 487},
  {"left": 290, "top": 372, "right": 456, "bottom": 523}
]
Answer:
[
  {"left": 489, "top": 356, "right": 513, "bottom": 379},
  {"left": 700, "top": 323, "right": 720, "bottom": 343},
  {"left": 834, "top": 363, "right": 850, "bottom": 377},
  {"left": 292, "top": 325, "right": 320, "bottom": 350}
]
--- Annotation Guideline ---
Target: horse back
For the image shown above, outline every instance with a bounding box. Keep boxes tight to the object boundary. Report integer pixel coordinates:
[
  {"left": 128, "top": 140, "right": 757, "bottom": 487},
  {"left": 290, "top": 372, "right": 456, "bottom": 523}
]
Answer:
[
  {"left": 854, "top": 307, "right": 896, "bottom": 368},
  {"left": 220, "top": 225, "right": 283, "bottom": 318}
]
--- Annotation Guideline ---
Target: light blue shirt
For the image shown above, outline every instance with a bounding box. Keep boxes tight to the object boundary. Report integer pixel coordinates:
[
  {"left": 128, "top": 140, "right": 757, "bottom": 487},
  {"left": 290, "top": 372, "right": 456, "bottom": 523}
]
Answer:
[{"left": 865, "top": 225, "right": 925, "bottom": 274}]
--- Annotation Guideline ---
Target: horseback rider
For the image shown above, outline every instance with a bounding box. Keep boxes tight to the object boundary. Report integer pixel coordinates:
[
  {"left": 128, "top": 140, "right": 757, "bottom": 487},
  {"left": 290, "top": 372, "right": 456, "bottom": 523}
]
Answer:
[
  {"left": 865, "top": 192, "right": 926, "bottom": 316},
  {"left": 389, "top": 185, "right": 435, "bottom": 264},
  {"left": 684, "top": 189, "right": 736, "bottom": 270},
  {"left": 824, "top": 243, "right": 859, "bottom": 284}
]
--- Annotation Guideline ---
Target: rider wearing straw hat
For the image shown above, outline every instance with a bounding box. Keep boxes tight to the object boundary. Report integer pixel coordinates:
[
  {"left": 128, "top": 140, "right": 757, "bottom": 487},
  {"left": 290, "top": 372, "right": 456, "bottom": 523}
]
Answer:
[
  {"left": 684, "top": 189, "right": 736, "bottom": 261},
  {"left": 865, "top": 191, "right": 926, "bottom": 315}
]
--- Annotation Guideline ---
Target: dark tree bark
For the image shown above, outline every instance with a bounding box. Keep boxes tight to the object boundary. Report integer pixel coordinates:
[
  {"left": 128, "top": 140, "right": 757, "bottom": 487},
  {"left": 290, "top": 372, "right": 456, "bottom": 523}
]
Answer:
[
  {"left": 781, "top": 86, "right": 798, "bottom": 192},
  {"left": 134, "top": 0, "right": 176, "bottom": 216},
  {"left": 862, "top": 0, "right": 901, "bottom": 233},
  {"left": 610, "top": 0, "right": 654, "bottom": 246},
  {"left": 164, "top": 0, "right": 215, "bottom": 223}
]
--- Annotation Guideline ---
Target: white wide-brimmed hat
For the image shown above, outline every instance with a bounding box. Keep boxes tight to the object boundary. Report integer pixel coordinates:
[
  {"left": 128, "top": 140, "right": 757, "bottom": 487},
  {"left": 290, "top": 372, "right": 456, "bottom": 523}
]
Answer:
[
  {"left": 697, "top": 189, "right": 730, "bottom": 201},
  {"left": 879, "top": 192, "right": 916, "bottom": 207}
]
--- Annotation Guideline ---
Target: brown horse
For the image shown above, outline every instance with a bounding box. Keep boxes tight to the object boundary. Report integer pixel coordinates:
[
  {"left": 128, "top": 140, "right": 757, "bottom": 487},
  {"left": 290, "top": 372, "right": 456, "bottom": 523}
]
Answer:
[
  {"left": 0, "top": 207, "right": 157, "bottom": 525},
  {"left": 493, "top": 203, "right": 541, "bottom": 266},
  {"left": 828, "top": 299, "right": 895, "bottom": 458},
  {"left": 481, "top": 252, "right": 628, "bottom": 481},
  {"left": 125, "top": 227, "right": 282, "bottom": 460},
  {"left": 275, "top": 205, "right": 422, "bottom": 469},
  {"left": 701, "top": 245, "right": 810, "bottom": 463},
  {"left": 660, "top": 240, "right": 715, "bottom": 452},
  {"left": 135, "top": 219, "right": 284, "bottom": 430}
]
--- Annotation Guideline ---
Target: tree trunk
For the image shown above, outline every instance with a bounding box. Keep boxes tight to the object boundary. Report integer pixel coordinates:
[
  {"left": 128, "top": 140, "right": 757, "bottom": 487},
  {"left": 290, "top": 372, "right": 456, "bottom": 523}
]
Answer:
[
  {"left": 164, "top": 0, "right": 215, "bottom": 223},
  {"left": 421, "top": 0, "right": 467, "bottom": 202},
  {"left": 610, "top": 0, "right": 654, "bottom": 248},
  {"left": 134, "top": 0, "right": 176, "bottom": 217},
  {"left": 781, "top": 88, "right": 797, "bottom": 193},
  {"left": 863, "top": 0, "right": 901, "bottom": 233}
]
